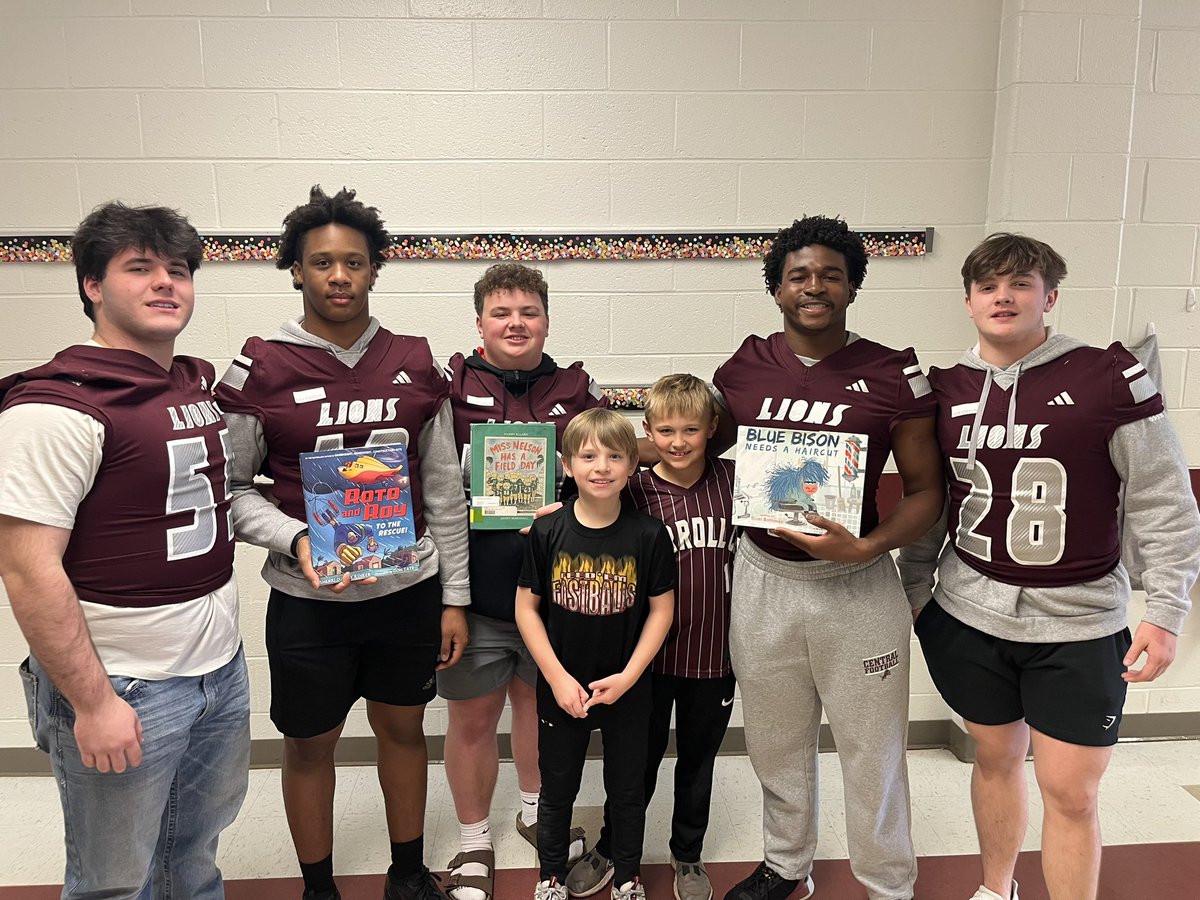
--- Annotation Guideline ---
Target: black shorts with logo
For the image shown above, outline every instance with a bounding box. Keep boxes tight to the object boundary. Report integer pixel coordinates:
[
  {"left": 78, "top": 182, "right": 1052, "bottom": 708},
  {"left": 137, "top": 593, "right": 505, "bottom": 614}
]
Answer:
[
  {"left": 266, "top": 576, "right": 443, "bottom": 738},
  {"left": 915, "top": 599, "right": 1131, "bottom": 747}
]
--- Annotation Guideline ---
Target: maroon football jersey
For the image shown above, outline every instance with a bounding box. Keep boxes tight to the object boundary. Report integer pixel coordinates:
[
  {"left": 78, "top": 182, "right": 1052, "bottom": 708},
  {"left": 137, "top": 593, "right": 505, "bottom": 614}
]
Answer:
[
  {"left": 714, "top": 333, "right": 935, "bottom": 561},
  {"left": 932, "top": 343, "right": 1164, "bottom": 587},
  {"left": 214, "top": 328, "right": 448, "bottom": 538},
  {"left": 0, "top": 346, "right": 234, "bottom": 608},
  {"left": 626, "top": 457, "right": 735, "bottom": 678},
  {"left": 446, "top": 351, "right": 607, "bottom": 452}
]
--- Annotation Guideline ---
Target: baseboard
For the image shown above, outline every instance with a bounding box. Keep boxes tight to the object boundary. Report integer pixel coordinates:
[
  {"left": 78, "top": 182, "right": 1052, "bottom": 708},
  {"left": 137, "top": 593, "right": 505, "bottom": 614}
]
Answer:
[{"left": 1, "top": 710, "right": 1196, "bottom": 776}]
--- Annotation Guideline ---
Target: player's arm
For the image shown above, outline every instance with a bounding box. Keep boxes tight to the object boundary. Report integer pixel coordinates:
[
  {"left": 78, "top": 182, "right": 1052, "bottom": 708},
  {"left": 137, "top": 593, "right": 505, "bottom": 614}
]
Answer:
[
  {"left": 586, "top": 589, "right": 674, "bottom": 710},
  {"left": 1110, "top": 414, "right": 1200, "bottom": 682},
  {"left": 896, "top": 500, "right": 949, "bottom": 617},
  {"left": 0, "top": 518, "right": 143, "bottom": 773},
  {"left": 417, "top": 400, "right": 471, "bottom": 665},
  {"left": 515, "top": 585, "right": 587, "bottom": 718},
  {"left": 776, "top": 416, "right": 945, "bottom": 564}
]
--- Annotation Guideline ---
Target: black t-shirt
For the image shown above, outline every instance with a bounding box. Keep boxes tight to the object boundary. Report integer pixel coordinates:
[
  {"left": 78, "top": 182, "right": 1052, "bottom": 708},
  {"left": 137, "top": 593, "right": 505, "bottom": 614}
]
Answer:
[{"left": 519, "top": 499, "right": 676, "bottom": 724}]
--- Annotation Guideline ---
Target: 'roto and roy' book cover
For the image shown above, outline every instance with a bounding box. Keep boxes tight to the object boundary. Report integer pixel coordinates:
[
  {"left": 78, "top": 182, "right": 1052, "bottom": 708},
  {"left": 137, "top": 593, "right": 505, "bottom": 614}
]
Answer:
[
  {"left": 469, "top": 422, "right": 556, "bottom": 530},
  {"left": 731, "top": 425, "right": 870, "bottom": 536},
  {"left": 298, "top": 443, "right": 419, "bottom": 585}
]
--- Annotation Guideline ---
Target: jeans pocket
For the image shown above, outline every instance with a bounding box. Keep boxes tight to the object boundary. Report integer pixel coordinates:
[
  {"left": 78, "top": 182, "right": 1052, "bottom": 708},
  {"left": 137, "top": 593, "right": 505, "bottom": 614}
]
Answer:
[
  {"left": 18, "top": 658, "right": 48, "bottom": 752},
  {"left": 109, "top": 675, "right": 146, "bottom": 704}
]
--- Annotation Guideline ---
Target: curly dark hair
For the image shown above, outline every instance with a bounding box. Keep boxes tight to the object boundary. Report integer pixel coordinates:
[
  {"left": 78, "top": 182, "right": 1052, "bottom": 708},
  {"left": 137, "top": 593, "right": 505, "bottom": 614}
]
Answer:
[
  {"left": 72, "top": 201, "right": 203, "bottom": 321},
  {"left": 762, "top": 215, "right": 868, "bottom": 295},
  {"left": 473, "top": 263, "right": 549, "bottom": 316},
  {"left": 276, "top": 186, "right": 390, "bottom": 285}
]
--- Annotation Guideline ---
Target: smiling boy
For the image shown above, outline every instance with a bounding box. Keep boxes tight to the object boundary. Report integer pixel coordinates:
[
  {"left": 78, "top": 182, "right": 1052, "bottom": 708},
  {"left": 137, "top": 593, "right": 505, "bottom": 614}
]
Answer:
[
  {"left": 439, "top": 264, "right": 605, "bottom": 900},
  {"left": 711, "top": 215, "right": 943, "bottom": 900},
  {"left": 215, "top": 186, "right": 469, "bottom": 900},
  {"left": 0, "top": 202, "right": 249, "bottom": 899},
  {"left": 569, "top": 375, "right": 736, "bottom": 900},
  {"left": 516, "top": 409, "right": 675, "bottom": 900},
  {"left": 900, "top": 233, "right": 1200, "bottom": 900}
]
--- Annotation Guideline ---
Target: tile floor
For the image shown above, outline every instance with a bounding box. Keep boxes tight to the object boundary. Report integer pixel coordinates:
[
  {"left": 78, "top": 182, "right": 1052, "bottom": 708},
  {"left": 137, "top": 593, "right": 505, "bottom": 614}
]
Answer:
[{"left": 1, "top": 740, "right": 1198, "bottom": 886}]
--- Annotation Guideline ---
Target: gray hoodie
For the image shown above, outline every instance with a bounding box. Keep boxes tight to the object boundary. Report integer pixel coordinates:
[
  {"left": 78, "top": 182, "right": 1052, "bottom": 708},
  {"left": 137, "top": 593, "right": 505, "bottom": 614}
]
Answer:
[
  {"left": 223, "top": 318, "right": 470, "bottom": 605},
  {"left": 898, "top": 332, "right": 1199, "bottom": 641}
]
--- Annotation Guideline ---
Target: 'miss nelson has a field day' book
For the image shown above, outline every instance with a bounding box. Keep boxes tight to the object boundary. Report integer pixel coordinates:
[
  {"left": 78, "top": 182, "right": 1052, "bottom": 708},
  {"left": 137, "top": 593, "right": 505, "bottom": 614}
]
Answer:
[
  {"left": 299, "top": 444, "right": 419, "bottom": 585},
  {"left": 731, "top": 425, "right": 869, "bottom": 537},
  {"left": 469, "top": 422, "right": 556, "bottom": 530}
]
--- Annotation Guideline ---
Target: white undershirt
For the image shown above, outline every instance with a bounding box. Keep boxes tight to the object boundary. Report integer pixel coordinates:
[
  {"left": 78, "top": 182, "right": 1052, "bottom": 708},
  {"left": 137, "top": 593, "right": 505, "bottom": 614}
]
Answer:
[{"left": 0, "top": 400, "right": 239, "bottom": 679}]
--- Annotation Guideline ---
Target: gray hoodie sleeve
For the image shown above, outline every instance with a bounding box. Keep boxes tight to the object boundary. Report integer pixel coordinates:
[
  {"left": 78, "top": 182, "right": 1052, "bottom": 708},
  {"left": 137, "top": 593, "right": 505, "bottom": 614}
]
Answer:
[
  {"left": 224, "top": 411, "right": 307, "bottom": 556},
  {"left": 418, "top": 399, "right": 471, "bottom": 607},
  {"left": 1109, "top": 412, "right": 1200, "bottom": 635},
  {"left": 897, "top": 501, "right": 948, "bottom": 610}
]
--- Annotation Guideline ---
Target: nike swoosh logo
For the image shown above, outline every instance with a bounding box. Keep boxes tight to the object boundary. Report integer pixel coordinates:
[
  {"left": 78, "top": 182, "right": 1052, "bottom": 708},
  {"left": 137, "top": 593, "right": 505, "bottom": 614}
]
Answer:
[{"left": 721, "top": 697, "right": 734, "bottom": 707}]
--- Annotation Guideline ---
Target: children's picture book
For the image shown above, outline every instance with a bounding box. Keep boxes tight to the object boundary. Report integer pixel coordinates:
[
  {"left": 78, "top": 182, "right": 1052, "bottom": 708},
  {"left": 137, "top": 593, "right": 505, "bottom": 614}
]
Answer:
[
  {"left": 731, "top": 425, "right": 870, "bottom": 536},
  {"left": 298, "top": 443, "right": 420, "bottom": 585},
  {"left": 469, "top": 422, "right": 556, "bottom": 530}
]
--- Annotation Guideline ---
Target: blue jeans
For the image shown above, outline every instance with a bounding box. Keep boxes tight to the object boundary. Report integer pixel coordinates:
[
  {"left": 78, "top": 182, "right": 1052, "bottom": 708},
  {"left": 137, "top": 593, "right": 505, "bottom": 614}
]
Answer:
[{"left": 22, "top": 647, "right": 251, "bottom": 900}]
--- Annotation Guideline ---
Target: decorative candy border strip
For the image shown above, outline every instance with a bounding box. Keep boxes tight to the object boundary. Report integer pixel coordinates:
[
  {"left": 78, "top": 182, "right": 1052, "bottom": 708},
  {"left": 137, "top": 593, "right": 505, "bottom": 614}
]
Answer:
[
  {"left": 601, "top": 386, "right": 651, "bottom": 410},
  {"left": 0, "top": 230, "right": 931, "bottom": 263}
]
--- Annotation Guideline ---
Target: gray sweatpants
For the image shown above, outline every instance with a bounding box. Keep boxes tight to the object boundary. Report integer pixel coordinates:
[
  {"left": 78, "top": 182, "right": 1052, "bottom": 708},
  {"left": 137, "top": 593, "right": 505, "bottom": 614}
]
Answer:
[{"left": 729, "top": 540, "right": 917, "bottom": 900}]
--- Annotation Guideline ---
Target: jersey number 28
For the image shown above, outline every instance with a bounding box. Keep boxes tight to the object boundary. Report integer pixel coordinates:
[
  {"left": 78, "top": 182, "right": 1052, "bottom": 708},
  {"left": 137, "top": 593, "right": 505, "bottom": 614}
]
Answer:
[{"left": 950, "top": 457, "right": 1067, "bottom": 566}]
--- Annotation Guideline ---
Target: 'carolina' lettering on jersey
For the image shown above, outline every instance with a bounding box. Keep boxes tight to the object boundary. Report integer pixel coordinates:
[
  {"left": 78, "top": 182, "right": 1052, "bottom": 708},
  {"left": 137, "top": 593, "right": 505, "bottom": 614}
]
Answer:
[
  {"left": 316, "top": 397, "right": 401, "bottom": 427},
  {"left": 669, "top": 516, "right": 729, "bottom": 553},
  {"left": 168, "top": 399, "right": 223, "bottom": 431},
  {"left": 755, "top": 396, "right": 851, "bottom": 427}
]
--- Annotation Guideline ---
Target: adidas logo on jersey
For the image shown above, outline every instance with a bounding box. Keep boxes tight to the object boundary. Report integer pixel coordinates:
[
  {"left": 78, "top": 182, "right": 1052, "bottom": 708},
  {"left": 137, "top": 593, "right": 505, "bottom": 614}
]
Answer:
[
  {"left": 548, "top": 403, "right": 567, "bottom": 416},
  {"left": 393, "top": 371, "right": 412, "bottom": 385},
  {"left": 1047, "top": 391, "right": 1075, "bottom": 406},
  {"left": 845, "top": 379, "right": 870, "bottom": 393}
]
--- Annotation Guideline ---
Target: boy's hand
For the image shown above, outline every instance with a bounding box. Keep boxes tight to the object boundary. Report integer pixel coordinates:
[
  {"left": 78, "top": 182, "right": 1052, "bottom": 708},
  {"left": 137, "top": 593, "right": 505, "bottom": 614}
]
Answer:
[
  {"left": 584, "top": 671, "right": 635, "bottom": 710},
  {"left": 519, "top": 501, "right": 563, "bottom": 535},
  {"left": 769, "top": 515, "right": 875, "bottom": 564},
  {"left": 549, "top": 671, "right": 590, "bottom": 718},
  {"left": 437, "top": 606, "right": 469, "bottom": 670},
  {"left": 1123, "top": 620, "right": 1177, "bottom": 683},
  {"left": 296, "top": 535, "right": 378, "bottom": 593}
]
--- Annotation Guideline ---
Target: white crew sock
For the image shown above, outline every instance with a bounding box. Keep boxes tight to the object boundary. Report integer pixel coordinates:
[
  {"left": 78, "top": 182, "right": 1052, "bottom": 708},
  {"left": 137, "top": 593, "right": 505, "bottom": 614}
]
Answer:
[
  {"left": 448, "top": 818, "right": 492, "bottom": 900},
  {"left": 519, "top": 790, "right": 539, "bottom": 826}
]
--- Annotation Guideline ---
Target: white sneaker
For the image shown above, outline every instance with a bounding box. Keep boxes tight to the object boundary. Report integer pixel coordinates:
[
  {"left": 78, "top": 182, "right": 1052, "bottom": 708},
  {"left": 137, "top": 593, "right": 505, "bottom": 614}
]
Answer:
[
  {"left": 536, "top": 879, "right": 569, "bottom": 900},
  {"left": 611, "top": 879, "right": 645, "bottom": 900},
  {"left": 969, "top": 881, "right": 1018, "bottom": 900}
]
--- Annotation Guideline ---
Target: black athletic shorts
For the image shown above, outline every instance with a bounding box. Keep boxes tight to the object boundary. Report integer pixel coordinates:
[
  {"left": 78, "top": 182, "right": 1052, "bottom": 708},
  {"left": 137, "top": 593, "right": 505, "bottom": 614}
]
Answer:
[
  {"left": 915, "top": 599, "right": 1131, "bottom": 747},
  {"left": 266, "top": 576, "right": 443, "bottom": 738}
]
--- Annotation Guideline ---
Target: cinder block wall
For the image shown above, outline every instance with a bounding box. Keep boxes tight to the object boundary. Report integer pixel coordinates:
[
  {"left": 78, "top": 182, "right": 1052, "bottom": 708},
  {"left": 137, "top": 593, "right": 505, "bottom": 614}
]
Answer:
[{"left": 0, "top": 0, "right": 1196, "bottom": 748}]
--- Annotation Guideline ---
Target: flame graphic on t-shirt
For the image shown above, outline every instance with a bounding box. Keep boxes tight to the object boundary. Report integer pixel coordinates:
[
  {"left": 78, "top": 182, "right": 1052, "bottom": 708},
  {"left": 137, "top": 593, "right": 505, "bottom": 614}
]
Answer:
[{"left": 551, "top": 552, "right": 639, "bottom": 615}]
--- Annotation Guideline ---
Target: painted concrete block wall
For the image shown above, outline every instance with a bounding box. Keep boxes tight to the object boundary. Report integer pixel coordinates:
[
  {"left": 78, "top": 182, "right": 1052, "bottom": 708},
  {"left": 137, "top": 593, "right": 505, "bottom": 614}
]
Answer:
[{"left": 0, "top": 0, "right": 1195, "bottom": 749}]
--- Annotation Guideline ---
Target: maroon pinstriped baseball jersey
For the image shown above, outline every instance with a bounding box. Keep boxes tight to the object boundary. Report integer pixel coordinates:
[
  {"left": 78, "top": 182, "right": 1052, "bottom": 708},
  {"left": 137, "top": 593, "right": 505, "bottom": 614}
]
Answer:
[
  {"left": 0, "top": 346, "right": 234, "bottom": 608},
  {"left": 626, "top": 457, "right": 736, "bottom": 678},
  {"left": 214, "top": 328, "right": 448, "bottom": 538},
  {"left": 714, "top": 333, "right": 935, "bottom": 562},
  {"left": 932, "top": 343, "right": 1164, "bottom": 588}
]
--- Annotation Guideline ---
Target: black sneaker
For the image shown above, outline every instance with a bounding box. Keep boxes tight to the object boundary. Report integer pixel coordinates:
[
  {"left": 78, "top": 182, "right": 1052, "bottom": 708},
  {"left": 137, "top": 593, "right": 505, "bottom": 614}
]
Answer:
[
  {"left": 302, "top": 888, "right": 341, "bottom": 900},
  {"left": 384, "top": 866, "right": 448, "bottom": 900},
  {"left": 722, "top": 862, "right": 813, "bottom": 900}
]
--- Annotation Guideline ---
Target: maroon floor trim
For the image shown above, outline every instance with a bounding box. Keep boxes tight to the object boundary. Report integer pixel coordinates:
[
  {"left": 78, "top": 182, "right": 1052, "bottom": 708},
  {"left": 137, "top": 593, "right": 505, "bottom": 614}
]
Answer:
[{"left": 3, "top": 845, "right": 1196, "bottom": 900}]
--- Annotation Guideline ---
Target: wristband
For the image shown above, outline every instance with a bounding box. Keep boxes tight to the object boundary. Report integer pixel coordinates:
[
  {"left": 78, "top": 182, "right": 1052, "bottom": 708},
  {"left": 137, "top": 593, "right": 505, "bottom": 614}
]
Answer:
[{"left": 290, "top": 528, "right": 309, "bottom": 558}]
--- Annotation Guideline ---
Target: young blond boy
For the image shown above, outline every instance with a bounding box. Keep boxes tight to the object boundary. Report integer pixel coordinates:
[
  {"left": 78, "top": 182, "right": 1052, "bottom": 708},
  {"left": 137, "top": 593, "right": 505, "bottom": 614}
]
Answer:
[
  {"left": 568, "top": 376, "right": 736, "bottom": 900},
  {"left": 516, "top": 409, "right": 676, "bottom": 900}
]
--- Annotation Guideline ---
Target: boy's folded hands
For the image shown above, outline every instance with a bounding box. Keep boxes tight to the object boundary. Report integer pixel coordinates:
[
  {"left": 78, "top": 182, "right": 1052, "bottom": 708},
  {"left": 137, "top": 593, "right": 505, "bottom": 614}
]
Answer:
[{"left": 550, "top": 671, "right": 591, "bottom": 718}]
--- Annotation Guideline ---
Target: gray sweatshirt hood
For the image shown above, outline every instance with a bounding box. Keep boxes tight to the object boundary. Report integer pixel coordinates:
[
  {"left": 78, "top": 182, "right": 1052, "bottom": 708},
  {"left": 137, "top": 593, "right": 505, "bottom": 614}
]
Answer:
[
  {"left": 272, "top": 316, "right": 381, "bottom": 360},
  {"left": 958, "top": 330, "right": 1089, "bottom": 471}
]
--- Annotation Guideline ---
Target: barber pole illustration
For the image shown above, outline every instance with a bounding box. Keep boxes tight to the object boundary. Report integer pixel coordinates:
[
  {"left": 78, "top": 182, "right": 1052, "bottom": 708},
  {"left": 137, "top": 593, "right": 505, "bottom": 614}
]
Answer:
[{"left": 843, "top": 437, "right": 863, "bottom": 482}]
